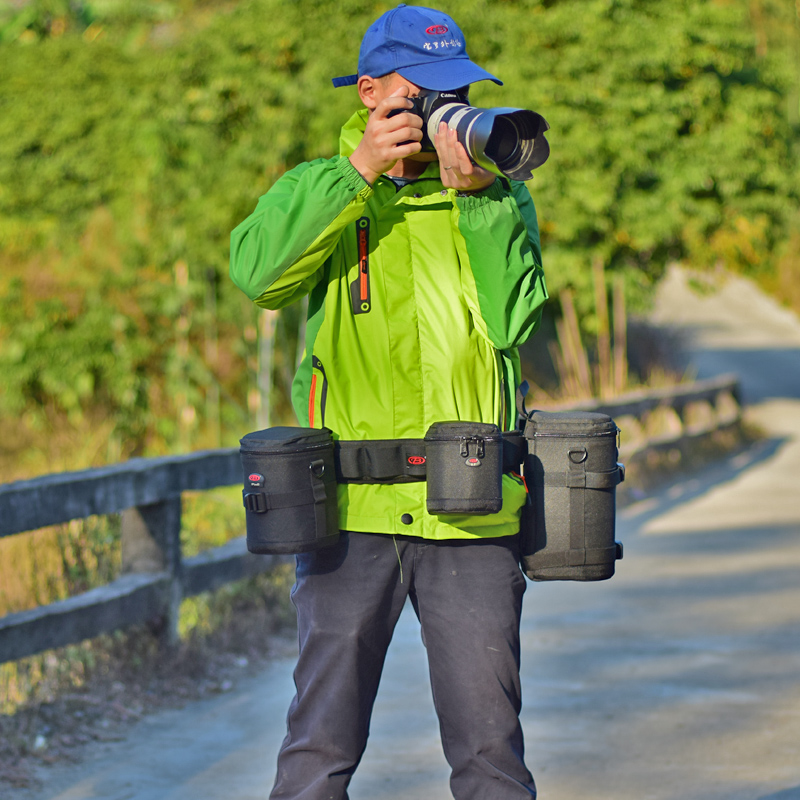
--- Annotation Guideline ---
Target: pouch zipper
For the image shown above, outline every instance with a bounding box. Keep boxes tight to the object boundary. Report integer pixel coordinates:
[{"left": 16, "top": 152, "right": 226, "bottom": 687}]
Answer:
[
  {"left": 531, "top": 430, "right": 619, "bottom": 439},
  {"left": 242, "top": 443, "right": 331, "bottom": 456}
]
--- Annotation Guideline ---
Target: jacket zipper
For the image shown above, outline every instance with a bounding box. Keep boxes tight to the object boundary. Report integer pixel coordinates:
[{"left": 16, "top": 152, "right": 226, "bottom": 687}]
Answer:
[
  {"left": 350, "top": 217, "right": 371, "bottom": 315},
  {"left": 308, "top": 355, "right": 328, "bottom": 428},
  {"left": 495, "top": 349, "right": 508, "bottom": 430},
  {"left": 308, "top": 374, "right": 317, "bottom": 428}
]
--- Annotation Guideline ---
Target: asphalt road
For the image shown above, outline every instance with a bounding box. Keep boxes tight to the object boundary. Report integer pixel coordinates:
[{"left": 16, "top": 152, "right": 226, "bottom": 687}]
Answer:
[{"left": 21, "top": 267, "right": 800, "bottom": 800}]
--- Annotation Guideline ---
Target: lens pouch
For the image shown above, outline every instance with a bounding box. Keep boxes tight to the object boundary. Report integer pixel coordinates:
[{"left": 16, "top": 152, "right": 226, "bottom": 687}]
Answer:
[
  {"left": 520, "top": 411, "right": 624, "bottom": 581},
  {"left": 240, "top": 427, "right": 339, "bottom": 554},
  {"left": 424, "top": 422, "right": 504, "bottom": 515}
]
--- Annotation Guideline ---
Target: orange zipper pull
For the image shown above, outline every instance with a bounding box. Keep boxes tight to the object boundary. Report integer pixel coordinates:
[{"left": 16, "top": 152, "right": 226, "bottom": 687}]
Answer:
[{"left": 350, "top": 217, "right": 371, "bottom": 315}]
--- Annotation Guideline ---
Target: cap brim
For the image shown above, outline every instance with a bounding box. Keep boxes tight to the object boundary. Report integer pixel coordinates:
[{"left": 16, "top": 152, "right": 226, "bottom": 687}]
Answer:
[{"left": 397, "top": 59, "right": 502, "bottom": 91}]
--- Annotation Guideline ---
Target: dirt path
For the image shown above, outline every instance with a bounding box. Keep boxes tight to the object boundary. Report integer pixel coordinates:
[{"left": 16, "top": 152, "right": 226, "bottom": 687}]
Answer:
[{"left": 16, "top": 267, "right": 800, "bottom": 800}]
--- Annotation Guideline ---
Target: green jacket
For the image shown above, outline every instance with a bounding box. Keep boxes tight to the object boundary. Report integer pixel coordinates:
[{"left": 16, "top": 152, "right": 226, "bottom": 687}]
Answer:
[{"left": 230, "top": 109, "right": 548, "bottom": 540}]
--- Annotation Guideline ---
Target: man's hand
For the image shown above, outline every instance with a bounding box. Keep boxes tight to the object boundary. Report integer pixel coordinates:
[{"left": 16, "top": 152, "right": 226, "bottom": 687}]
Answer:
[
  {"left": 434, "top": 123, "right": 496, "bottom": 194},
  {"left": 349, "top": 86, "right": 423, "bottom": 186}
]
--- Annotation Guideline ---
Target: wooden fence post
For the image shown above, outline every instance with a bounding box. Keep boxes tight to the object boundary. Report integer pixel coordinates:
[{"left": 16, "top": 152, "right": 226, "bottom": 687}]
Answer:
[{"left": 121, "top": 496, "right": 183, "bottom": 646}]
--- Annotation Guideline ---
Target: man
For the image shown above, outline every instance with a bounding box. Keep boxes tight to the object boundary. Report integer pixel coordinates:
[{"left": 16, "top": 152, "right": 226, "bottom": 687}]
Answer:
[{"left": 230, "top": 5, "right": 548, "bottom": 798}]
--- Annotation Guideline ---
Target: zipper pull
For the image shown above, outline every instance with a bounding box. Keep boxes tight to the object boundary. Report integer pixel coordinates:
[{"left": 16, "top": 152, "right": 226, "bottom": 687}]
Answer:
[{"left": 350, "top": 217, "right": 371, "bottom": 315}]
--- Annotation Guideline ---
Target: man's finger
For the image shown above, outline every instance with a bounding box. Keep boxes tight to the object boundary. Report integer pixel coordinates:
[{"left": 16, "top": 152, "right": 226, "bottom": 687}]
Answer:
[
  {"left": 395, "top": 126, "right": 423, "bottom": 141},
  {"left": 452, "top": 136, "right": 474, "bottom": 174},
  {"left": 434, "top": 123, "right": 456, "bottom": 167},
  {"left": 376, "top": 93, "right": 415, "bottom": 119},
  {"left": 394, "top": 141, "right": 423, "bottom": 158},
  {"left": 384, "top": 109, "right": 422, "bottom": 129}
]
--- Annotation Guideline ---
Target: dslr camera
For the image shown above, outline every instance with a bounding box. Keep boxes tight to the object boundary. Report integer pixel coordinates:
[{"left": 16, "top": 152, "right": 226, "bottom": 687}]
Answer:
[{"left": 392, "top": 89, "right": 550, "bottom": 181}]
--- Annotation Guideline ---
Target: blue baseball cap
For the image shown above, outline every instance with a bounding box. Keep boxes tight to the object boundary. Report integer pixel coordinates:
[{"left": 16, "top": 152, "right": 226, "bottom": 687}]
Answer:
[{"left": 332, "top": 4, "right": 502, "bottom": 91}]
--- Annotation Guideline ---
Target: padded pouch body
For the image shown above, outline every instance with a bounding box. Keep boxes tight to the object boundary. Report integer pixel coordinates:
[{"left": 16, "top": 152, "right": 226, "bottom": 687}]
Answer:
[
  {"left": 240, "top": 427, "right": 339, "bottom": 554},
  {"left": 521, "top": 411, "right": 623, "bottom": 581},
  {"left": 424, "top": 422, "right": 505, "bottom": 515}
]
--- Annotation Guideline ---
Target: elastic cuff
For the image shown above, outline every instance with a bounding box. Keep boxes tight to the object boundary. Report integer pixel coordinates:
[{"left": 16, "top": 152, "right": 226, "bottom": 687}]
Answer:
[
  {"left": 477, "top": 178, "right": 507, "bottom": 201},
  {"left": 336, "top": 156, "right": 374, "bottom": 199},
  {"left": 456, "top": 177, "right": 508, "bottom": 207}
]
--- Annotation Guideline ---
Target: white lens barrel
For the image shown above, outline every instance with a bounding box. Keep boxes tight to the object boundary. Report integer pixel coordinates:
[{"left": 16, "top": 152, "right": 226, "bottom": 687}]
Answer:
[{"left": 426, "top": 103, "right": 550, "bottom": 181}]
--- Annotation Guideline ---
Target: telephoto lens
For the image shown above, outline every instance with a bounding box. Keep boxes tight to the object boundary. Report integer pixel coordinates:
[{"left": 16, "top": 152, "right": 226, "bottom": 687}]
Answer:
[{"left": 393, "top": 90, "right": 550, "bottom": 181}]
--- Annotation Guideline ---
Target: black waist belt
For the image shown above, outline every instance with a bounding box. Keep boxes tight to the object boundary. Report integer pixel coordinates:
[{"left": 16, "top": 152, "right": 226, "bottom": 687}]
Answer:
[{"left": 334, "top": 434, "right": 525, "bottom": 485}]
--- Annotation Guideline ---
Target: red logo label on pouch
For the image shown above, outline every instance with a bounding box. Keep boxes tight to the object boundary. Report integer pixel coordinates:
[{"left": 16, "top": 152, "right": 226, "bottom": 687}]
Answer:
[
  {"left": 407, "top": 456, "right": 426, "bottom": 465},
  {"left": 465, "top": 457, "right": 481, "bottom": 467},
  {"left": 426, "top": 24, "right": 448, "bottom": 35},
  {"left": 248, "top": 473, "right": 264, "bottom": 484}
]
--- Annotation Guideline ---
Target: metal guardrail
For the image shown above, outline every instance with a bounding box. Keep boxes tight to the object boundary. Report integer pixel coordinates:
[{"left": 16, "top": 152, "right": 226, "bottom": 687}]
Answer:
[{"left": 0, "top": 373, "right": 741, "bottom": 665}]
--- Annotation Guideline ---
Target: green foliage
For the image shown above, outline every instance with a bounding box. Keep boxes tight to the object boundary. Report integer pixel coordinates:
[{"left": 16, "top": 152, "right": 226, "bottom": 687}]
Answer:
[
  {"left": 0, "top": 0, "right": 797, "bottom": 465},
  {"left": 457, "top": 0, "right": 797, "bottom": 315}
]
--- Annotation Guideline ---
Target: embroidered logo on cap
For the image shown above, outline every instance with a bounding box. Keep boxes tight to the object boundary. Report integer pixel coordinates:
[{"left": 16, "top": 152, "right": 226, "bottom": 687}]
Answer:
[{"left": 426, "top": 24, "right": 448, "bottom": 35}]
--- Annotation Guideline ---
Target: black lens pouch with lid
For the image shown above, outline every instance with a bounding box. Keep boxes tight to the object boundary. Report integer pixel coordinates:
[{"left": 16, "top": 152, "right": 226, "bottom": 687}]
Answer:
[
  {"left": 424, "top": 422, "right": 505, "bottom": 515},
  {"left": 240, "top": 427, "right": 339, "bottom": 554},
  {"left": 519, "top": 410, "right": 624, "bottom": 581}
]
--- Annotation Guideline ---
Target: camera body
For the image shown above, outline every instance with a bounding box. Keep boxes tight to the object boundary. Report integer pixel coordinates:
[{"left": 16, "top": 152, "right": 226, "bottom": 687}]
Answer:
[
  {"left": 403, "top": 89, "right": 472, "bottom": 151},
  {"left": 392, "top": 89, "right": 550, "bottom": 181}
]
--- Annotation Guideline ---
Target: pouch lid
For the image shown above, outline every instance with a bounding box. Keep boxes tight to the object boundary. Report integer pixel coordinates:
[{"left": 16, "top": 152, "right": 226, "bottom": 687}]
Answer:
[
  {"left": 424, "top": 421, "right": 503, "bottom": 442},
  {"left": 525, "top": 411, "right": 617, "bottom": 437},
  {"left": 240, "top": 426, "right": 333, "bottom": 453}
]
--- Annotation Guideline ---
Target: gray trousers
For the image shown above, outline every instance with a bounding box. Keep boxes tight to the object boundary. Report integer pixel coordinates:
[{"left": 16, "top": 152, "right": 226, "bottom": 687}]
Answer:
[{"left": 269, "top": 531, "right": 536, "bottom": 800}]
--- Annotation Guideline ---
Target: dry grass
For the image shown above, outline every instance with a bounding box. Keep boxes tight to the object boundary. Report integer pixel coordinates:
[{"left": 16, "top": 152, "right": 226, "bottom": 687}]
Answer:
[
  {"left": 767, "top": 231, "right": 800, "bottom": 318},
  {"left": 524, "top": 264, "right": 687, "bottom": 409},
  {"left": 0, "top": 565, "right": 296, "bottom": 791},
  {"left": 0, "top": 484, "right": 256, "bottom": 741}
]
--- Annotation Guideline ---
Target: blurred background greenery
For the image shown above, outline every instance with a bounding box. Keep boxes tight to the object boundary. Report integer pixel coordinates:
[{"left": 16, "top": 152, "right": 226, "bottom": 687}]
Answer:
[
  {"left": 0, "top": 0, "right": 797, "bottom": 719},
  {"left": 1, "top": 0, "right": 797, "bottom": 477}
]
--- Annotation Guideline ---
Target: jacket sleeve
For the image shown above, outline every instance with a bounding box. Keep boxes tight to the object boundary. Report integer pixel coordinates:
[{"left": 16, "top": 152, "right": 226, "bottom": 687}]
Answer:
[
  {"left": 454, "top": 179, "right": 548, "bottom": 349},
  {"left": 230, "top": 156, "right": 373, "bottom": 309}
]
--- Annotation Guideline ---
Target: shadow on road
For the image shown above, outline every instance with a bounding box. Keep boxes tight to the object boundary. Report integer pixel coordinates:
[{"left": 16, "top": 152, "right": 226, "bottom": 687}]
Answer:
[
  {"left": 620, "top": 434, "right": 788, "bottom": 531},
  {"left": 757, "top": 788, "right": 800, "bottom": 800},
  {"left": 673, "top": 344, "right": 800, "bottom": 405},
  {"left": 522, "top": 512, "right": 800, "bottom": 800}
]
